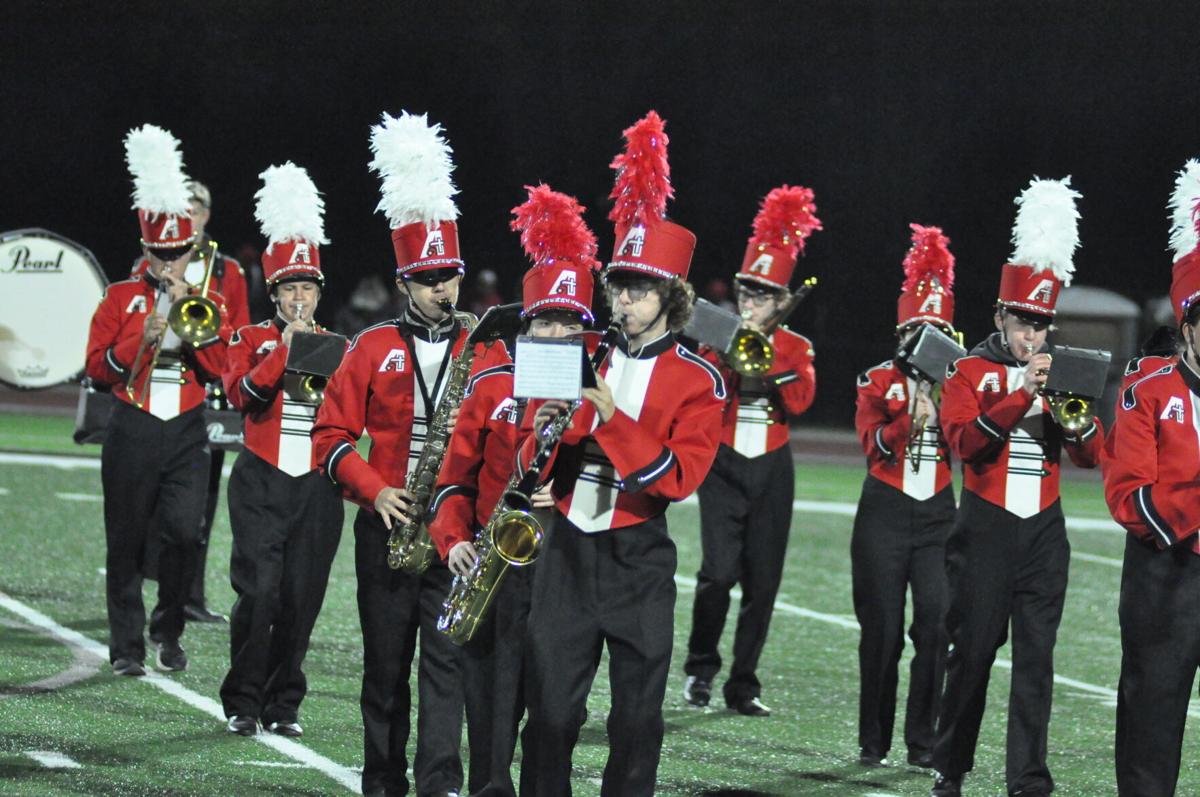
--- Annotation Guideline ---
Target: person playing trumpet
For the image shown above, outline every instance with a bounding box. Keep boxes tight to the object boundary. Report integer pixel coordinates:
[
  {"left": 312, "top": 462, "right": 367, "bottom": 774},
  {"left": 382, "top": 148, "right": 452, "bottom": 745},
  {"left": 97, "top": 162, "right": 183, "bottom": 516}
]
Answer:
[
  {"left": 929, "top": 179, "right": 1104, "bottom": 797},
  {"left": 851, "top": 224, "right": 958, "bottom": 769},
  {"left": 682, "top": 185, "right": 819, "bottom": 717},
  {"left": 218, "top": 163, "right": 344, "bottom": 738},
  {"left": 85, "top": 125, "right": 231, "bottom": 677}
]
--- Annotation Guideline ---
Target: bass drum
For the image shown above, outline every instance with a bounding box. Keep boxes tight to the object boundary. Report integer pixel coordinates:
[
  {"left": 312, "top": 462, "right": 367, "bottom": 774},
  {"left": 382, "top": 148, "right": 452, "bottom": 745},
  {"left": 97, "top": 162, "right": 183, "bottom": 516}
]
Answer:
[{"left": 0, "top": 228, "right": 108, "bottom": 389}]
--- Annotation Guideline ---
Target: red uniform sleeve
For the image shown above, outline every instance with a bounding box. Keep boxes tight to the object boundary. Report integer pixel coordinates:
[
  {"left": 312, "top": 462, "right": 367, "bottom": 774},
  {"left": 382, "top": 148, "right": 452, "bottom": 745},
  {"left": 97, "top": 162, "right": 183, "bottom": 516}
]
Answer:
[
  {"left": 940, "top": 364, "right": 1036, "bottom": 463},
  {"left": 312, "top": 340, "right": 389, "bottom": 506},
  {"left": 1104, "top": 390, "right": 1199, "bottom": 548},
  {"left": 86, "top": 289, "right": 142, "bottom": 387},
  {"left": 428, "top": 383, "right": 493, "bottom": 560},
  {"left": 223, "top": 329, "right": 288, "bottom": 411},
  {"left": 766, "top": 337, "right": 816, "bottom": 417},
  {"left": 220, "top": 259, "right": 251, "bottom": 331},
  {"left": 854, "top": 372, "right": 910, "bottom": 462},
  {"left": 1062, "top": 418, "right": 1104, "bottom": 469},
  {"left": 592, "top": 381, "right": 723, "bottom": 501}
]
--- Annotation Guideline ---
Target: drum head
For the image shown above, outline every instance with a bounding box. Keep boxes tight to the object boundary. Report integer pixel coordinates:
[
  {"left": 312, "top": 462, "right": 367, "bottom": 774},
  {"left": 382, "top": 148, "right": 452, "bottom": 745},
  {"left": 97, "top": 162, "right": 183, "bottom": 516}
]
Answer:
[{"left": 0, "top": 228, "right": 108, "bottom": 389}]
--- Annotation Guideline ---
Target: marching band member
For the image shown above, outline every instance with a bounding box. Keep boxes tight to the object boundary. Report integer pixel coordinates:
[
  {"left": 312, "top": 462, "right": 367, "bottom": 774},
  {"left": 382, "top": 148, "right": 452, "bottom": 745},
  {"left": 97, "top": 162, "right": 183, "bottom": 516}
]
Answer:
[
  {"left": 682, "top": 185, "right": 820, "bottom": 717},
  {"left": 312, "top": 112, "right": 505, "bottom": 797},
  {"left": 930, "top": 178, "right": 1104, "bottom": 797},
  {"left": 518, "top": 111, "right": 725, "bottom": 797},
  {"left": 85, "top": 124, "right": 231, "bottom": 676},
  {"left": 132, "top": 179, "right": 250, "bottom": 624},
  {"left": 428, "top": 184, "right": 600, "bottom": 797},
  {"left": 1104, "top": 159, "right": 1200, "bottom": 796},
  {"left": 852, "top": 225, "right": 957, "bottom": 767},
  {"left": 219, "top": 163, "right": 344, "bottom": 738}
]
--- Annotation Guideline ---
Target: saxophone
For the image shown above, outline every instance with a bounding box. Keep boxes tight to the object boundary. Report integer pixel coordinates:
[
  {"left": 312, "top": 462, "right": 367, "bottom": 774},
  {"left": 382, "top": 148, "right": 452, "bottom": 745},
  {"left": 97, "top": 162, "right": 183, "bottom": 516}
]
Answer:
[
  {"left": 386, "top": 303, "right": 480, "bottom": 573},
  {"left": 437, "top": 323, "right": 620, "bottom": 644}
]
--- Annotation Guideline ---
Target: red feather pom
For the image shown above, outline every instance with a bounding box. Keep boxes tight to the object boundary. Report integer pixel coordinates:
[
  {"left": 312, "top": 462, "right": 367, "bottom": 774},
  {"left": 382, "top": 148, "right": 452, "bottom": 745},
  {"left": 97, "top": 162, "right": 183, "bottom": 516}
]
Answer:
[
  {"left": 510, "top": 184, "right": 600, "bottom": 272},
  {"left": 750, "top": 185, "right": 822, "bottom": 257},
  {"left": 608, "top": 110, "right": 674, "bottom": 227},
  {"left": 901, "top": 224, "right": 955, "bottom": 293}
]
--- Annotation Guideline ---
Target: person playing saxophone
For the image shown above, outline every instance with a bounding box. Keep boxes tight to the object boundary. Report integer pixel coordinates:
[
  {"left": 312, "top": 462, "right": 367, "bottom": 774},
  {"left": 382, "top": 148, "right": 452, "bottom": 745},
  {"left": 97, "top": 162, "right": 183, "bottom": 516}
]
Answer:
[
  {"left": 426, "top": 184, "right": 600, "bottom": 797},
  {"left": 311, "top": 112, "right": 506, "bottom": 797}
]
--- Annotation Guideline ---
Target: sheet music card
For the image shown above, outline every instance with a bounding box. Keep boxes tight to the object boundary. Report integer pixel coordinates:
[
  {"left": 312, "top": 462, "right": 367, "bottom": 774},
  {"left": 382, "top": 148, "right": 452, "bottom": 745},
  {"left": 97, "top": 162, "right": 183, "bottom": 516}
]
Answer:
[{"left": 513, "top": 336, "right": 584, "bottom": 400}]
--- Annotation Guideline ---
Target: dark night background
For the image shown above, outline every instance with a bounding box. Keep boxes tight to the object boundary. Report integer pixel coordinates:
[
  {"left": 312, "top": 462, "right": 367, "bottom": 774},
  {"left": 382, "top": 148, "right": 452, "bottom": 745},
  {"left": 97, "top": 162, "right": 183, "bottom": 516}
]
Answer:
[{"left": 3, "top": 1, "right": 1198, "bottom": 425}]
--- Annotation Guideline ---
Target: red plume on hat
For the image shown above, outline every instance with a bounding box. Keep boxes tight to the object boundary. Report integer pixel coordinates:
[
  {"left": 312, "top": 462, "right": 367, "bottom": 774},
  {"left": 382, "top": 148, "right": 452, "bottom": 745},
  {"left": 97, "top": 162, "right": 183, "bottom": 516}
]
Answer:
[
  {"left": 513, "top": 184, "right": 600, "bottom": 321},
  {"left": 606, "top": 111, "right": 695, "bottom": 280},
  {"left": 736, "top": 185, "right": 822, "bottom": 289},
  {"left": 897, "top": 223, "right": 956, "bottom": 331}
]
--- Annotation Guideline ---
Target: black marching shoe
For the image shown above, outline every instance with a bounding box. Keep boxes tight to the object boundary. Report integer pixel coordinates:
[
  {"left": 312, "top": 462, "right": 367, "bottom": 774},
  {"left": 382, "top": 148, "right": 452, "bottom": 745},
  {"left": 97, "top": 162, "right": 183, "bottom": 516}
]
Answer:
[
  {"left": 111, "top": 658, "right": 146, "bottom": 677},
  {"left": 930, "top": 773, "right": 962, "bottom": 797},
  {"left": 907, "top": 750, "right": 936, "bottom": 769},
  {"left": 729, "top": 696, "right": 772, "bottom": 717},
  {"left": 266, "top": 720, "right": 303, "bottom": 738},
  {"left": 155, "top": 639, "right": 188, "bottom": 672},
  {"left": 226, "top": 715, "right": 258, "bottom": 736},
  {"left": 683, "top": 676, "right": 711, "bottom": 707},
  {"left": 184, "top": 603, "right": 228, "bottom": 623},
  {"left": 859, "top": 749, "right": 887, "bottom": 767}
]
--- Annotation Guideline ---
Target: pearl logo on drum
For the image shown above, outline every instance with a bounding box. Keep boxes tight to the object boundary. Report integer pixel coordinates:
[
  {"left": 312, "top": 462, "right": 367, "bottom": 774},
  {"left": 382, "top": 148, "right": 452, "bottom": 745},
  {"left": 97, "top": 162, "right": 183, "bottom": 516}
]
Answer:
[{"left": 3, "top": 245, "right": 64, "bottom": 273}]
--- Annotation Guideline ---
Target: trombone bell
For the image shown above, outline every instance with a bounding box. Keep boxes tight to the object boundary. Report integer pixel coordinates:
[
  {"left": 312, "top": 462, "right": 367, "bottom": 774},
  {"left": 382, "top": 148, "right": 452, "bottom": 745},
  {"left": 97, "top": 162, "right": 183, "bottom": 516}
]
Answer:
[
  {"left": 167, "top": 295, "right": 221, "bottom": 345},
  {"left": 1049, "top": 395, "right": 1093, "bottom": 433},
  {"left": 727, "top": 328, "right": 774, "bottom": 377}
]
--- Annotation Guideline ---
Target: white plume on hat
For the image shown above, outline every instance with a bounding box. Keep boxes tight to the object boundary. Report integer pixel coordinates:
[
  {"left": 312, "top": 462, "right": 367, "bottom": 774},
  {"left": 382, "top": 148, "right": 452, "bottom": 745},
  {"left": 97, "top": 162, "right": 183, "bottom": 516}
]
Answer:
[
  {"left": 125, "top": 124, "right": 192, "bottom": 216},
  {"left": 1168, "top": 159, "right": 1200, "bottom": 260},
  {"left": 368, "top": 111, "right": 459, "bottom": 228},
  {"left": 1009, "top": 176, "right": 1081, "bottom": 284},
  {"left": 254, "top": 162, "right": 329, "bottom": 254}
]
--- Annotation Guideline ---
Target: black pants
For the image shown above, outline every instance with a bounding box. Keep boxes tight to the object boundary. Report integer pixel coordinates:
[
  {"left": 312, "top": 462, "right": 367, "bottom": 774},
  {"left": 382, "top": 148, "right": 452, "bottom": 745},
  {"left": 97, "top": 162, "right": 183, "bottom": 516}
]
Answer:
[
  {"left": 219, "top": 451, "right": 343, "bottom": 723},
  {"left": 1115, "top": 534, "right": 1200, "bottom": 796},
  {"left": 520, "top": 512, "right": 676, "bottom": 797},
  {"left": 100, "top": 402, "right": 208, "bottom": 663},
  {"left": 462, "top": 559, "right": 533, "bottom": 797},
  {"left": 355, "top": 509, "right": 465, "bottom": 797},
  {"left": 932, "top": 491, "right": 1069, "bottom": 795},
  {"left": 685, "top": 443, "right": 793, "bottom": 703},
  {"left": 188, "top": 446, "right": 225, "bottom": 607},
  {"left": 850, "top": 475, "right": 953, "bottom": 759}
]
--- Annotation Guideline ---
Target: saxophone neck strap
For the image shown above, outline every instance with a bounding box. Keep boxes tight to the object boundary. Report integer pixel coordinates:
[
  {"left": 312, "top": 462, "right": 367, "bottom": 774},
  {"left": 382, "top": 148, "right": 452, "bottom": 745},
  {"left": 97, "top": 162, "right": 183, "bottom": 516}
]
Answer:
[{"left": 411, "top": 336, "right": 455, "bottom": 417}]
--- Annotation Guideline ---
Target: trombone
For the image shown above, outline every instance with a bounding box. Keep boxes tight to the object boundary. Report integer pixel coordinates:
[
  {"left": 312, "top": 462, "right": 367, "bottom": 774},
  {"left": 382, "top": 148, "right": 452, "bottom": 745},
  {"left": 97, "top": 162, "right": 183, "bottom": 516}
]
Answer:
[
  {"left": 906, "top": 380, "right": 942, "bottom": 474},
  {"left": 125, "top": 241, "right": 222, "bottom": 407}
]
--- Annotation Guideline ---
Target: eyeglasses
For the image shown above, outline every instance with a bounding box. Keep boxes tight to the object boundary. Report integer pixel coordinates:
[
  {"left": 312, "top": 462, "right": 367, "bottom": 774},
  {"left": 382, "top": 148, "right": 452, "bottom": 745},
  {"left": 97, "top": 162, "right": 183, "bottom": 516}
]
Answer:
[
  {"left": 737, "top": 290, "right": 780, "bottom": 307},
  {"left": 604, "top": 278, "right": 656, "bottom": 302}
]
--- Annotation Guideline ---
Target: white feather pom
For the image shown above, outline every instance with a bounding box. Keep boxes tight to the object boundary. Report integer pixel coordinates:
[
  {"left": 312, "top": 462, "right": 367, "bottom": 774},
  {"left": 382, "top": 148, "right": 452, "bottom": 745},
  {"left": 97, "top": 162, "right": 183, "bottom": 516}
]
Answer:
[
  {"left": 1009, "top": 176, "right": 1081, "bottom": 284},
  {"left": 254, "top": 162, "right": 329, "bottom": 252},
  {"left": 124, "top": 124, "right": 191, "bottom": 216},
  {"left": 1168, "top": 159, "right": 1200, "bottom": 259},
  {"left": 368, "top": 111, "right": 459, "bottom": 228}
]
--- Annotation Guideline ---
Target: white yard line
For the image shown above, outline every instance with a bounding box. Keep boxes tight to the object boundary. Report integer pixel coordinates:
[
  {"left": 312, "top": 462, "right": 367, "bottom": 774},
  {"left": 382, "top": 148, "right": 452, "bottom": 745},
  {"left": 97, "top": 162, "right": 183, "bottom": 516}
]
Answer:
[
  {"left": 0, "top": 590, "right": 360, "bottom": 793},
  {"left": 56, "top": 492, "right": 103, "bottom": 502},
  {"left": 24, "top": 750, "right": 82, "bottom": 769}
]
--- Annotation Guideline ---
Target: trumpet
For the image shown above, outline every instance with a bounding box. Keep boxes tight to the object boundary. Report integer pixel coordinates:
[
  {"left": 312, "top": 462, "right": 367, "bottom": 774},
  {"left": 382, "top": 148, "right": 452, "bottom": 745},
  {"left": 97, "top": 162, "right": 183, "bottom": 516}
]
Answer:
[
  {"left": 725, "top": 277, "right": 817, "bottom": 378},
  {"left": 125, "top": 241, "right": 221, "bottom": 407},
  {"left": 906, "top": 381, "right": 942, "bottom": 474}
]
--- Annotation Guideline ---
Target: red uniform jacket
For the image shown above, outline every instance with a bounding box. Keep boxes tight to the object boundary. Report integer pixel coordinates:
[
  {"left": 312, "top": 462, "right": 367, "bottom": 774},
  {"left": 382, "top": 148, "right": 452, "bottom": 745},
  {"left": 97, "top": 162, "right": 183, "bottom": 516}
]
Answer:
[
  {"left": 518, "top": 331, "right": 725, "bottom": 533},
  {"left": 427, "top": 362, "right": 520, "bottom": 559},
  {"left": 224, "top": 317, "right": 343, "bottom": 477},
  {"left": 311, "top": 318, "right": 510, "bottom": 508},
  {"left": 1104, "top": 358, "right": 1200, "bottom": 553},
  {"left": 855, "top": 359, "right": 953, "bottom": 500},
  {"left": 132, "top": 247, "right": 251, "bottom": 332},
  {"left": 704, "top": 326, "right": 816, "bottom": 458},
  {"left": 941, "top": 334, "right": 1103, "bottom": 518},
  {"left": 86, "top": 273, "right": 230, "bottom": 421}
]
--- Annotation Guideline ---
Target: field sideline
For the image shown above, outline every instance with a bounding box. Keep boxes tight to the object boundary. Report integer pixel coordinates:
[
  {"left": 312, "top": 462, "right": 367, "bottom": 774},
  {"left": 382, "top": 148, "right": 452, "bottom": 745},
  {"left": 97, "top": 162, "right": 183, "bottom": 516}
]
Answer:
[{"left": 1, "top": 413, "right": 1196, "bottom": 796}]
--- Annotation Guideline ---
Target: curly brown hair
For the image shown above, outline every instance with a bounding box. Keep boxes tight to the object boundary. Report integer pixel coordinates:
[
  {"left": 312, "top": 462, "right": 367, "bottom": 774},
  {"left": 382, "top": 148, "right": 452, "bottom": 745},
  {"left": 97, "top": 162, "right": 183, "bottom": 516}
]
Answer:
[{"left": 602, "top": 275, "right": 696, "bottom": 332}]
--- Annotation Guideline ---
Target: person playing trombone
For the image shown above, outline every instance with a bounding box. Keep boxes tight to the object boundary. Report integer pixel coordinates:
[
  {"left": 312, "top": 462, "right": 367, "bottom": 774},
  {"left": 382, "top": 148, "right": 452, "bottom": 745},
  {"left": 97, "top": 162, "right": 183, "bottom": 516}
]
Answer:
[
  {"left": 84, "top": 125, "right": 231, "bottom": 677},
  {"left": 682, "top": 185, "right": 820, "bottom": 717},
  {"left": 851, "top": 224, "right": 958, "bottom": 768}
]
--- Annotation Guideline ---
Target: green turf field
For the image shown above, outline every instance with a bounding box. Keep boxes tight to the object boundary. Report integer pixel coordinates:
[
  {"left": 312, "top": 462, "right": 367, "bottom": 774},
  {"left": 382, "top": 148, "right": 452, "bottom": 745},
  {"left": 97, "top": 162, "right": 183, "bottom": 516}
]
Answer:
[{"left": 0, "top": 412, "right": 1187, "bottom": 796}]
